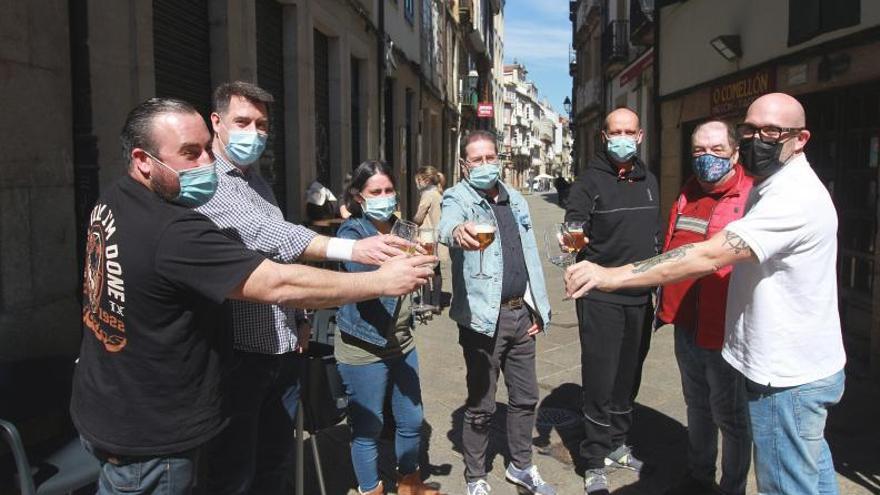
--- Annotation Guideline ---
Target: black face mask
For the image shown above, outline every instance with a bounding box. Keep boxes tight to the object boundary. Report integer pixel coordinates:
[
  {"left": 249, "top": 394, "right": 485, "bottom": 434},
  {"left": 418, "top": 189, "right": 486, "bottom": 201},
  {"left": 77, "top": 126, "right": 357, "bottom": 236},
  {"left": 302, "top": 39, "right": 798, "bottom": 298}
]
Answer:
[{"left": 739, "top": 137, "right": 785, "bottom": 179}]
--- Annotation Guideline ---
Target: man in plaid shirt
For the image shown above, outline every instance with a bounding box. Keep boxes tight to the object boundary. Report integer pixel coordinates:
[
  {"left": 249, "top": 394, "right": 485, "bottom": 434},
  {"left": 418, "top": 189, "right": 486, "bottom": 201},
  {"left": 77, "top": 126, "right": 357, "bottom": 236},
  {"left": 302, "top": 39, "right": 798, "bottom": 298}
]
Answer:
[{"left": 197, "top": 82, "right": 405, "bottom": 494}]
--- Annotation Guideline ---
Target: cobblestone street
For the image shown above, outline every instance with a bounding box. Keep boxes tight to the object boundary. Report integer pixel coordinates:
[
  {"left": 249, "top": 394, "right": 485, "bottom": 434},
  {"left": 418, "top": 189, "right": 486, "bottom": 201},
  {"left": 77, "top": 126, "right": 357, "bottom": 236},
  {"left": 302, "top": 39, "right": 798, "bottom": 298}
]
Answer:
[{"left": 304, "top": 191, "right": 880, "bottom": 495}]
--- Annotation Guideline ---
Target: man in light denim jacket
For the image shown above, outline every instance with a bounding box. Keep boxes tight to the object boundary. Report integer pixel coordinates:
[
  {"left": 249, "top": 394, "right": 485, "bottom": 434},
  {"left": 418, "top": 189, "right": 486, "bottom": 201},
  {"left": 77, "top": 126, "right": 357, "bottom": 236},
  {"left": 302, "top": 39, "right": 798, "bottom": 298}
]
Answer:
[{"left": 438, "top": 131, "right": 555, "bottom": 495}]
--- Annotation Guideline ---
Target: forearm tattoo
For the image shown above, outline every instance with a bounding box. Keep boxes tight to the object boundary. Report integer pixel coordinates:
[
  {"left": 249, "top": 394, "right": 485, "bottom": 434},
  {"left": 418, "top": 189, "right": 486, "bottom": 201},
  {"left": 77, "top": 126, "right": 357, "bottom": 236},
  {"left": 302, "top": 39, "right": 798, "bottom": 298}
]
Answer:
[
  {"left": 723, "top": 231, "right": 751, "bottom": 255},
  {"left": 631, "top": 244, "right": 695, "bottom": 273}
]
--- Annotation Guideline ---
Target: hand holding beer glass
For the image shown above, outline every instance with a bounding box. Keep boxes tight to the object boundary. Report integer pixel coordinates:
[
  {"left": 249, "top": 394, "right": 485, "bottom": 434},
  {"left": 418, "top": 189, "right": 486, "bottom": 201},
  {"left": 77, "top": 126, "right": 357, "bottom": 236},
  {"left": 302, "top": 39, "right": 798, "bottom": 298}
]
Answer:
[
  {"left": 544, "top": 221, "right": 587, "bottom": 268},
  {"left": 472, "top": 210, "right": 496, "bottom": 280}
]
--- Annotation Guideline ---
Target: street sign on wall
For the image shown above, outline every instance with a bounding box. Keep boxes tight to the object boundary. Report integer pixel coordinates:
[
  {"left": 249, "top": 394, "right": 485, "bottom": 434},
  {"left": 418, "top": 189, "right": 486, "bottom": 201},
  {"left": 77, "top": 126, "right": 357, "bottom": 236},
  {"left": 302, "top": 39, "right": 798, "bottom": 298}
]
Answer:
[
  {"left": 709, "top": 68, "right": 776, "bottom": 117},
  {"left": 477, "top": 102, "right": 494, "bottom": 118}
]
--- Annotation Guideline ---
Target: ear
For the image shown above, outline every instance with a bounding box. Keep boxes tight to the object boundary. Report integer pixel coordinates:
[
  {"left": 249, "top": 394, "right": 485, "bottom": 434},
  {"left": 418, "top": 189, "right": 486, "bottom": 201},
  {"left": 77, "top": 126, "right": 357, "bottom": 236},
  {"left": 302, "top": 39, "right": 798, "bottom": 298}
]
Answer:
[
  {"left": 636, "top": 129, "right": 644, "bottom": 145},
  {"left": 730, "top": 148, "right": 740, "bottom": 164},
  {"left": 794, "top": 129, "right": 811, "bottom": 153},
  {"left": 131, "top": 148, "right": 153, "bottom": 178},
  {"left": 355, "top": 192, "right": 365, "bottom": 205},
  {"left": 599, "top": 131, "right": 608, "bottom": 144},
  {"left": 210, "top": 112, "right": 222, "bottom": 133}
]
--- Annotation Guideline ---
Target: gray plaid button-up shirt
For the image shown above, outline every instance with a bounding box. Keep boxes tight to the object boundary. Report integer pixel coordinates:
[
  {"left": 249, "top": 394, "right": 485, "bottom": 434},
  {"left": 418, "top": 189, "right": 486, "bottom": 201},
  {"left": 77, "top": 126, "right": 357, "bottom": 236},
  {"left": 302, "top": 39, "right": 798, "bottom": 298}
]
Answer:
[{"left": 196, "top": 156, "right": 318, "bottom": 354}]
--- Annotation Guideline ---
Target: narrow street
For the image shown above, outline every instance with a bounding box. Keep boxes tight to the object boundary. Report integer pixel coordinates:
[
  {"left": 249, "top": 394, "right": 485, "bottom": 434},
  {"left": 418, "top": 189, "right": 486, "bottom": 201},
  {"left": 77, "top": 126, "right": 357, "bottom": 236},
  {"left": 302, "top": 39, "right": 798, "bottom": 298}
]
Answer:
[{"left": 306, "top": 191, "right": 879, "bottom": 495}]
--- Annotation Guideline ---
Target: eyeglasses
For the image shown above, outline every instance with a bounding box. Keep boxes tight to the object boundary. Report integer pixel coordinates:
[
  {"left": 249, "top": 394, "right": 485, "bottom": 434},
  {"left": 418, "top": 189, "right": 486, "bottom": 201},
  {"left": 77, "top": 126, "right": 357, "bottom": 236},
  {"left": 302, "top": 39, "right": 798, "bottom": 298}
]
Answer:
[
  {"left": 462, "top": 154, "right": 498, "bottom": 166},
  {"left": 735, "top": 124, "right": 803, "bottom": 144}
]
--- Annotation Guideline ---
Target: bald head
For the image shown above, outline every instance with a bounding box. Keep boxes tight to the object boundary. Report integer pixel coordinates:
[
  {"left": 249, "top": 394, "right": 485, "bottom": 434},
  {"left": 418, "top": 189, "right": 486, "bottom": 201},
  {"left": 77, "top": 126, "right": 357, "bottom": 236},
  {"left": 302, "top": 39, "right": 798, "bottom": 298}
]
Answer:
[
  {"left": 604, "top": 107, "right": 641, "bottom": 131},
  {"left": 746, "top": 92, "right": 806, "bottom": 129}
]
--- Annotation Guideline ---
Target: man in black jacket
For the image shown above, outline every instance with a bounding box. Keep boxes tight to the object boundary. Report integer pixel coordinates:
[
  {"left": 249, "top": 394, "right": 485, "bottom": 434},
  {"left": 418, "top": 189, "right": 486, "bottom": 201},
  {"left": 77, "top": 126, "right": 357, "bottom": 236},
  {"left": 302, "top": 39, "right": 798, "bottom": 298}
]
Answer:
[{"left": 564, "top": 107, "right": 659, "bottom": 494}]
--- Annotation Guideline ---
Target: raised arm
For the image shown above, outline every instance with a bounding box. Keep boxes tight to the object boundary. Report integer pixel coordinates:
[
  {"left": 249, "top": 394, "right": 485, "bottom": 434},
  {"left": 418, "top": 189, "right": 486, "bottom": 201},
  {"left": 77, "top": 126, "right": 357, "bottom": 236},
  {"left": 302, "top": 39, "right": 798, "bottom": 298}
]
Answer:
[
  {"left": 231, "top": 254, "right": 435, "bottom": 309},
  {"left": 564, "top": 229, "right": 757, "bottom": 299}
]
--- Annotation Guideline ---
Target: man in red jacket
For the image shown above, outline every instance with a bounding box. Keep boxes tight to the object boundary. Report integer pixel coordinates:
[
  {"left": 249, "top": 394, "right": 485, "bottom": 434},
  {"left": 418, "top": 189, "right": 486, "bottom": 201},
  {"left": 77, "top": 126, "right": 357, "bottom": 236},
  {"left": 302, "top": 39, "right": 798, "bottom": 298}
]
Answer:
[{"left": 659, "top": 121, "right": 753, "bottom": 495}]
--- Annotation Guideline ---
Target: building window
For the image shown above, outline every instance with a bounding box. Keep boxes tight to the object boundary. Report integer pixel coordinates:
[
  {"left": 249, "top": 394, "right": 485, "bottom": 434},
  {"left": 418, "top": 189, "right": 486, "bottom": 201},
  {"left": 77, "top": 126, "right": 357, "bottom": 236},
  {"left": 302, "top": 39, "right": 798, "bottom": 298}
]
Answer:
[
  {"left": 314, "top": 30, "right": 331, "bottom": 186},
  {"left": 351, "top": 57, "right": 363, "bottom": 170},
  {"left": 153, "top": 0, "right": 211, "bottom": 119},
  {"left": 256, "top": 0, "right": 286, "bottom": 211},
  {"left": 384, "top": 78, "right": 395, "bottom": 168},
  {"left": 404, "top": 0, "right": 414, "bottom": 24},
  {"left": 788, "top": 0, "right": 860, "bottom": 46}
]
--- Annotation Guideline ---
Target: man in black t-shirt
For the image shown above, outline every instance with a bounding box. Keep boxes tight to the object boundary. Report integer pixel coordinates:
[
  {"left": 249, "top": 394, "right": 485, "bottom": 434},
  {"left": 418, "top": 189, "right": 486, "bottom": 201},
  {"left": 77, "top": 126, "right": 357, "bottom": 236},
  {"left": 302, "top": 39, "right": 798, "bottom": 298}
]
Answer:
[{"left": 72, "top": 97, "right": 434, "bottom": 495}]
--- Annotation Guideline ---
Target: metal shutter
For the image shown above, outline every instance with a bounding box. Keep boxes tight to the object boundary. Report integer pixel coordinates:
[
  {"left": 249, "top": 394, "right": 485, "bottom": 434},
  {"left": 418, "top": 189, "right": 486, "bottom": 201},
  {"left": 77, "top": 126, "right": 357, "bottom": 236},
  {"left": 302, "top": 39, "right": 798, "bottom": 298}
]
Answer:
[
  {"left": 153, "top": 0, "right": 212, "bottom": 120},
  {"left": 256, "top": 0, "right": 287, "bottom": 212},
  {"left": 314, "top": 30, "right": 332, "bottom": 186}
]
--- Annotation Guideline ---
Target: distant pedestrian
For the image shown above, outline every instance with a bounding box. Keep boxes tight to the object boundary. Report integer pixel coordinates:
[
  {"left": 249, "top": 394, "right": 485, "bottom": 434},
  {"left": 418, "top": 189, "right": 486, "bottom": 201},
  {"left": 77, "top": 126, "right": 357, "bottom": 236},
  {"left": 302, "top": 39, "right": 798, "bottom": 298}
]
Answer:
[
  {"left": 413, "top": 166, "right": 444, "bottom": 312},
  {"left": 438, "top": 131, "right": 556, "bottom": 495},
  {"left": 553, "top": 174, "right": 569, "bottom": 207}
]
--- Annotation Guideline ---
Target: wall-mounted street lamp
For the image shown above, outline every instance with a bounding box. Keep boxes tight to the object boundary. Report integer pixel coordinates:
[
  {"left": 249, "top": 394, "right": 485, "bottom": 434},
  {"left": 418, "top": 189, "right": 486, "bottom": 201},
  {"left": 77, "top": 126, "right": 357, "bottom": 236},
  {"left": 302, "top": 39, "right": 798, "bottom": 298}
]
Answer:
[
  {"left": 467, "top": 69, "right": 479, "bottom": 105},
  {"left": 563, "top": 96, "right": 572, "bottom": 116},
  {"left": 710, "top": 35, "right": 742, "bottom": 61}
]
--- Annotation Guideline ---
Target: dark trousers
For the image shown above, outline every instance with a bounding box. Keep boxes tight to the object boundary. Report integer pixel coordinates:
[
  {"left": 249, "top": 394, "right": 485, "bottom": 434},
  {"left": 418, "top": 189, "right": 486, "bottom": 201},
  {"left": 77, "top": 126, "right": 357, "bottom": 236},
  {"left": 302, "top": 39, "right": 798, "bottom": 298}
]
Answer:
[
  {"left": 576, "top": 298, "right": 652, "bottom": 469},
  {"left": 458, "top": 305, "right": 539, "bottom": 482},
  {"left": 204, "top": 351, "right": 304, "bottom": 495}
]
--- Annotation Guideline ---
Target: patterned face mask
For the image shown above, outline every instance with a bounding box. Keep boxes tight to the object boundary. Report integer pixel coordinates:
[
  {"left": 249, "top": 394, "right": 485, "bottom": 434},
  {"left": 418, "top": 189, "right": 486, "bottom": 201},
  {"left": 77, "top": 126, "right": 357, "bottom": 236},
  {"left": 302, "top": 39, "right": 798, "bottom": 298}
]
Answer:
[{"left": 692, "top": 153, "right": 734, "bottom": 183}]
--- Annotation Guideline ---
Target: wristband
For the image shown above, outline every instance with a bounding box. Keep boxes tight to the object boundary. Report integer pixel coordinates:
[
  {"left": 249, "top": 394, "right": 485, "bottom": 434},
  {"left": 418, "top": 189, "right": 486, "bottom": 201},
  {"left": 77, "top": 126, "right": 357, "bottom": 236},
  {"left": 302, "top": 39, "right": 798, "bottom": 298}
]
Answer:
[{"left": 326, "top": 238, "right": 356, "bottom": 262}]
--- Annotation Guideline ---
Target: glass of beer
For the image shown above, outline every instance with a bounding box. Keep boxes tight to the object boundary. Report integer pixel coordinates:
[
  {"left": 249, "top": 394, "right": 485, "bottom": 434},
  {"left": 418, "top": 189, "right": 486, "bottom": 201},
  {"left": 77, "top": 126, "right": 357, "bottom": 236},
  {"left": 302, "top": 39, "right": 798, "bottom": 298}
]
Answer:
[
  {"left": 390, "top": 219, "right": 419, "bottom": 254},
  {"left": 544, "top": 221, "right": 586, "bottom": 268},
  {"left": 472, "top": 219, "right": 496, "bottom": 280},
  {"left": 413, "top": 227, "right": 439, "bottom": 312}
]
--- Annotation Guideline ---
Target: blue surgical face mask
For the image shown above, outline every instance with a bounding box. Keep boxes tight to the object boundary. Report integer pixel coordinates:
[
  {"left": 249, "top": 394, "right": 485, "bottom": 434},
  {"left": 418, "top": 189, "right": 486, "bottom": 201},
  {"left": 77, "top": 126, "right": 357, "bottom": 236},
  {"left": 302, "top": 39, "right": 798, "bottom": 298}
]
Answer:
[
  {"left": 466, "top": 162, "right": 501, "bottom": 190},
  {"left": 147, "top": 152, "right": 218, "bottom": 207},
  {"left": 606, "top": 136, "right": 638, "bottom": 163},
  {"left": 223, "top": 125, "right": 268, "bottom": 166},
  {"left": 692, "top": 154, "right": 734, "bottom": 183},
  {"left": 363, "top": 195, "right": 397, "bottom": 222}
]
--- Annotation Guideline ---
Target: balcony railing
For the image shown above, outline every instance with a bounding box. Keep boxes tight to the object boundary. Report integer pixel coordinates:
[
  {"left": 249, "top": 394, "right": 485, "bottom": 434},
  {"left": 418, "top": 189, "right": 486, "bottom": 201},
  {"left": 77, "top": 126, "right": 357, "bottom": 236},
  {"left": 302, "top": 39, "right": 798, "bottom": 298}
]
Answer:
[
  {"left": 601, "top": 20, "right": 629, "bottom": 74},
  {"left": 629, "top": 0, "right": 654, "bottom": 46}
]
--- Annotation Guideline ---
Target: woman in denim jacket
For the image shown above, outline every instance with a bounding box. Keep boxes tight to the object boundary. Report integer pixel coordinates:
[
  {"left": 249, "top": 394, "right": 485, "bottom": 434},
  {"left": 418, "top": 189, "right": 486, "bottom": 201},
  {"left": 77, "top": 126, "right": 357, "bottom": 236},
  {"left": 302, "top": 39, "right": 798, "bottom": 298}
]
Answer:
[{"left": 335, "top": 160, "right": 442, "bottom": 495}]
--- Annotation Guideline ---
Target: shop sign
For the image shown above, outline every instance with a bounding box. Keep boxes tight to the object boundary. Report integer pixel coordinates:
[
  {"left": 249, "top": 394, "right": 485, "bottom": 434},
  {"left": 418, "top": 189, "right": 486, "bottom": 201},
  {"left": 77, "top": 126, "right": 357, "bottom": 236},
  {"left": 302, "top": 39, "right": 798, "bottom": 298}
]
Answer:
[
  {"left": 477, "top": 102, "right": 494, "bottom": 118},
  {"left": 619, "top": 48, "right": 653, "bottom": 86},
  {"left": 710, "top": 68, "right": 775, "bottom": 117}
]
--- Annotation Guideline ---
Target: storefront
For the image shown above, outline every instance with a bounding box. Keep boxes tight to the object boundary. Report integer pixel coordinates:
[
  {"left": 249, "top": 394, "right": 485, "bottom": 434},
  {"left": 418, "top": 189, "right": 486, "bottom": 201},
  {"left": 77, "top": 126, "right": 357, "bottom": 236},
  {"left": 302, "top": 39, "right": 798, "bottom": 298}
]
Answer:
[{"left": 658, "top": 36, "right": 880, "bottom": 375}]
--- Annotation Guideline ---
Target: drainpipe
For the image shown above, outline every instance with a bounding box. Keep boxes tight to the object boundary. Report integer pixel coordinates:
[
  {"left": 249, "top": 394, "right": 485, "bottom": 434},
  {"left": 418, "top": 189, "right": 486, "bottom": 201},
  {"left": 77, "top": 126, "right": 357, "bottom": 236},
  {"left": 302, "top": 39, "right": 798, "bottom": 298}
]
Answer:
[{"left": 377, "top": 0, "right": 385, "bottom": 160}]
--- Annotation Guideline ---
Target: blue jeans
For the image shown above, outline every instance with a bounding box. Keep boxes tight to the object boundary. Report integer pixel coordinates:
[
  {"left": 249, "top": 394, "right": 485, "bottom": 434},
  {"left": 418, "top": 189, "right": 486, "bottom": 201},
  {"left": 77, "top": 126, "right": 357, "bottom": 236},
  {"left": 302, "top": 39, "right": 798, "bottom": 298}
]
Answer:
[
  {"left": 674, "top": 326, "right": 751, "bottom": 495},
  {"left": 746, "top": 369, "right": 845, "bottom": 495},
  {"left": 337, "top": 349, "right": 424, "bottom": 492},
  {"left": 204, "top": 351, "right": 304, "bottom": 495},
  {"left": 82, "top": 438, "right": 199, "bottom": 494}
]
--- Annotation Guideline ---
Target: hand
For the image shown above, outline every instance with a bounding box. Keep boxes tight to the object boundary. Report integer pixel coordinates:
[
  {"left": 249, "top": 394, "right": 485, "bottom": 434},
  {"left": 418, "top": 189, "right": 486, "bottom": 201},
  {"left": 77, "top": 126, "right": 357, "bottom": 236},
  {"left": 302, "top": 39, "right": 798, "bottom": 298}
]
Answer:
[
  {"left": 352, "top": 234, "right": 420, "bottom": 265},
  {"left": 564, "top": 260, "right": 611, "bottom": 299},
  {"left": 526, "top": 323, "right": 541, "bottom": 337},
  {"left": 453, "top": 222, "right": 481, "bottom": 250},
  {"left": 294, "top": 321, "right": 311, "bottom": 353},
  {"left": 376, "top": 254, "right": 437, "bottom": 296}
]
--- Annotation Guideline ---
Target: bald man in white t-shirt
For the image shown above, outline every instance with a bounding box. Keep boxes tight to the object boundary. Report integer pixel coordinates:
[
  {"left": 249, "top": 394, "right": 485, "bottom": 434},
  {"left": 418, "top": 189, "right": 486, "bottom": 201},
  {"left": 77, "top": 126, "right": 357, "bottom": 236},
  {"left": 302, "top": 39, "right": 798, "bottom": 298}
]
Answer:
[{"left": 563, "top": 93, "right": 846, "bottom": 495}]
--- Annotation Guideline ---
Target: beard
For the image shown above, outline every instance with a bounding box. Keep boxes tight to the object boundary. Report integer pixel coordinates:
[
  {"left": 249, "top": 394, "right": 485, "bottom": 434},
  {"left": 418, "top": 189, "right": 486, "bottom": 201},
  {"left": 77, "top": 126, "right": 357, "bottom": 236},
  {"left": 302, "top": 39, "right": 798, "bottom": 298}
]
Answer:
[{"left": 150, "top": 163, "right": 181, "bottom": 202}]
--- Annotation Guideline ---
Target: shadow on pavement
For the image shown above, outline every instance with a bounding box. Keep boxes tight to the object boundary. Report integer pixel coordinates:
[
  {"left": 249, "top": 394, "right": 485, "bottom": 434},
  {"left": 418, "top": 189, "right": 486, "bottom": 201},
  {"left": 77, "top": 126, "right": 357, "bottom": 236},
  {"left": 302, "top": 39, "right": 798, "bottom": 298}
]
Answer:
[
  {"left": 827, "top": 371, "right": 880, "bottom": 493},
  {"left": 534, "top": 383, "right": 688, "bottom": 494},
  {"left": 303, "top": 419, "right": 453, "bottom": 494},
  {"left": 446, "top": 403, "right": 511, "bottom": 478}
]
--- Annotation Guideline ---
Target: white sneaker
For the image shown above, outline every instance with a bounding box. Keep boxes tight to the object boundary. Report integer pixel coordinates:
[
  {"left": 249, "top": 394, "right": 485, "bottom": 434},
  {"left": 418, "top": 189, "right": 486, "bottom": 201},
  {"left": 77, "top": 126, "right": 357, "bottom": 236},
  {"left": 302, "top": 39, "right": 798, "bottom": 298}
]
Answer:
[{"left": 466, "top": 479, "right": 491, "bottom": 495}]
